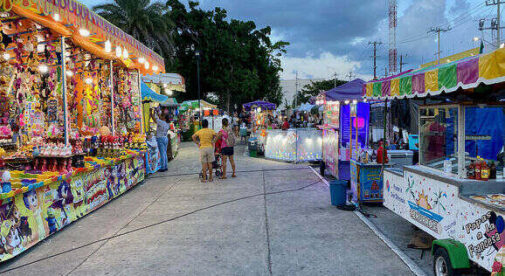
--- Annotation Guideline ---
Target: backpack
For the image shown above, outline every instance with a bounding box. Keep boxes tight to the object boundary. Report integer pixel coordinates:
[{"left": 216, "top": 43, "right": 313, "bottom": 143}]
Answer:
[{"left": 224, "top": 128, "right": 235, "bottom": 147}]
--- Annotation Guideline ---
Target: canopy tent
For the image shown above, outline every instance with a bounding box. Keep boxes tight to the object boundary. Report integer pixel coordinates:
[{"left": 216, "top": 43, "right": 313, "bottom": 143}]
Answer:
[
  {"left": 142, "top": 73, "right": 186, "bottom": 92},
  {"left": 179, "top": 100, "right": 217, "bottom": 111},
  {"left": 325, "top": 79, "right": 365, "bottom": 101},
  {"left": 2, "top": 0, "right": 164, "bottom": 75},
  {"left": 296, "top": 103, "right": 315, "bottom": 112},
  {"left": 243, "top": 100, "right": 276, "bottom": 111},
  {"left": 141, "top": 82, "right": 168, "bottom": 103},
  {"left": 364, "top": 47, "right": 505, "bottom": 100},
  {"left": 160, "top": 98, "right": 178, "bottom": 107}
]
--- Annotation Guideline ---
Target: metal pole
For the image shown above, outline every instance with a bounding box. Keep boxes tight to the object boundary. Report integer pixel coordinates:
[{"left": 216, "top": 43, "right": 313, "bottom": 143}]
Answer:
[
  {"left": 110, "top": 60, "right": 115, "bottom": 136},
  {"left": 457, "top": 105, "right": 466, "bottom": 178},
  {"left": 138, "top": 69, "right": 144, "bottom": 134},
  {"left": 295, "top": 71, "right": 298, "bottom": 108},
  {"left": 437, "top": 31, "right": 441, "bottom": 65},
  {"left": 498, "top": 0, "right": 501, "bottom": 48},
  {"left": 61, "top": 36, "right": 69, "bottom": 145},
  {"left": 196, "top": 55, "right": 201, "bottom": 126}
]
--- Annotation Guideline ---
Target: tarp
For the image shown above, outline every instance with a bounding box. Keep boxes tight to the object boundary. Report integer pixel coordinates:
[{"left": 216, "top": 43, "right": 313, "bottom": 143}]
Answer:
[
  {"left": 243, "top": 101, "right": 276, "bottom": 111},
  {"left": 465, "top": 107, "right": 505, "bottom": 160},
  {"left": 364, "top": 46, "right": 505, "bottom": 100},
  {"left": 296, "top": 103, "right": 315, "bottom": 112},
  {"left": 141, "top": 81, "right": 168, "bottom": 103},
  {"left": 142, "top": 73, "right": 186, "bottom": 92},
  {"left": 324, "top": 79, "right": 365, "bottom": 101},
  {"left": 180, "top": 100, "right": 217, "bottom": 111}
]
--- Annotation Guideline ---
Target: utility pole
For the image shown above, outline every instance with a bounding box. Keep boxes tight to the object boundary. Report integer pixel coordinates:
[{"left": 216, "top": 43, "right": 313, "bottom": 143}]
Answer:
[
  {"left": 484, "top": 0, "right": 505, "bottom": 48},
  {"left": 346, "top": 71, "right": 355, "bottom": 81},
  {"left": 399, "top": 54, "right": 407, "bottom": 72},
  {"left": 333, "top": 72, "right": 338, "bottom": 88},
  {"left": 295, "top": 71, "right": 298, "bottom": 108},
  {"left": 428, "top": 26, "right": 451, "bottom": 64},
  {"left": 384, "top": 67, "right": 388, "bottom": 78},
  {"left": 368, "top": 41, "right": 382, "bottom": 80}
]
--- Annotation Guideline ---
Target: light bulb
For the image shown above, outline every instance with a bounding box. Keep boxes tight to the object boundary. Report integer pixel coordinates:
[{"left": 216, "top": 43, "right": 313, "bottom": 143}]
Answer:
[
  {"left": 473, "top": 37, "right": 479, "bottom": 42},
  {"left": 115, "top": 46, "right": 122, "bottom": 58},
  {"left": 144, "top": 61, "right": 149, "bottom": 69},
  {"left": 38, "top": 64, "right": 48, "bottom": 74},
  {"left": 79, "top": 29, "right": 90, "bottom": 37},
  {"left": 66, "top": 71, "right": 74, "bottom": 77},
  {"left": 138, "top": 57, "right": 145, "bottom": 64},
  {"left": 52, "top": 13, "right": 61, "bottom": 22},
  {"left": 166, "top": 89, "right": 173, "bottom": 96},
  {"left": 104, "top": 40, "right": 111, "bottom": 53},
  {"left": 85, "top": 78, "right": 93, "bottom": 85},
  {"left": 2, "top": 53, "right": 10, "bottom": 60},
  {"left": 123, "top": 47, "right": 129, "bottom": 59},
  {"left": 345, "top": 100, "right": 350, "bottom": 104},
  {"left": 152, "top": 65, "right": 159, "bottom": 71}
]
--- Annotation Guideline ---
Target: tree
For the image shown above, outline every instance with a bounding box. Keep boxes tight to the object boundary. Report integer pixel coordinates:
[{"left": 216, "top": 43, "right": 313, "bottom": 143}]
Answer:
[
  {"left": 93, "top": 0, "right": 174, "bottom": 58},
  {"left": 294, "top": 78, "right": 347, "bottom": 106},
  {"left": 166, "top": 0, "right": 288, "bottom": 111}
]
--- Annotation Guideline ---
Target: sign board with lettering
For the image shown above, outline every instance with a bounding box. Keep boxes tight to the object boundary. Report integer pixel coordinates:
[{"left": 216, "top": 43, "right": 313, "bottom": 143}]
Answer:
[{"left": 384, "top": 170, "right": 505, "bottom": 273}]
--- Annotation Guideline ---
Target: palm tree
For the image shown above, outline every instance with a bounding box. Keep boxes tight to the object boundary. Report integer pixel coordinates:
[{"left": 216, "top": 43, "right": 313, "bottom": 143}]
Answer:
[{"left": 93, "top": 0, "right": 175, "bottom": 60}]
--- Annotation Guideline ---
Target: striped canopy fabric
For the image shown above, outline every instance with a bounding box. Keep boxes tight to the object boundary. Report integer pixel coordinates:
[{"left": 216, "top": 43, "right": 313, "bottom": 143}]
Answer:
[{"left": 364, "top": 47, "right": 505, "bottom": 99}]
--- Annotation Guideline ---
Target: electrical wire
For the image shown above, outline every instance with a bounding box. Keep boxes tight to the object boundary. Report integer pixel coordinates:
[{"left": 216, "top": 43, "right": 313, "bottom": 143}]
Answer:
[{"left": 0, "top": 170, "right": 322, "bottom": 274}]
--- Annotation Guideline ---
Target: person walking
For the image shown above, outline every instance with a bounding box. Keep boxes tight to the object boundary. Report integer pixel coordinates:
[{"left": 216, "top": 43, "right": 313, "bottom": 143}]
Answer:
[
  {"left": 151, "top": 108, "right": 171, "bottom": 172},
  {"left": 217, "top": 118, "right": 236, "bottom": 179},
  {"left": 192, "top": 119, "right": 217, "bottom": 182}
]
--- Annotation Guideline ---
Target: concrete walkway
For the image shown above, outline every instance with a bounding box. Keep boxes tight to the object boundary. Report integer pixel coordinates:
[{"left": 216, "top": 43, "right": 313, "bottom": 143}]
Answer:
[{"left": 0, "top": 143, "right": 413, "bottom": 275}]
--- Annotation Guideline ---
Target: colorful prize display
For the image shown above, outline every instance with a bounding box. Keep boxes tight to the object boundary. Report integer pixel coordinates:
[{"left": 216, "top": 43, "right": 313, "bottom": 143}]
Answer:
[{"left": 264, "top": 129, "right": 322, "bottom": 162}]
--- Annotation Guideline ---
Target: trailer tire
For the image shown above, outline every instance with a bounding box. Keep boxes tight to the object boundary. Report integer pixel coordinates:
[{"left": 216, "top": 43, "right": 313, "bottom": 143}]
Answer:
[{"left": 433, "top": 247, "right": 460, "bottom": 276}]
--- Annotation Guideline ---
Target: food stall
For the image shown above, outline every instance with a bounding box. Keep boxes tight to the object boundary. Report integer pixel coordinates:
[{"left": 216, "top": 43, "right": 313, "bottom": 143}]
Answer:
[
  {"left": 0, "top": 0, "right": 164, "bottom": 262},
  {"left": 364, "top": 47, "right": 505, "bottom": 275},
  {"left": 243, "top": 100, "right": 277, "bottom": 154}
]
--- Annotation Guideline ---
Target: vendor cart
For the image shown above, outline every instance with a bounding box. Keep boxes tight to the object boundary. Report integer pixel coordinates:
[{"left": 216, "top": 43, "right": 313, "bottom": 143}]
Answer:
[{"left": 364, "top": 47, "right": 505, "bottom": 275}]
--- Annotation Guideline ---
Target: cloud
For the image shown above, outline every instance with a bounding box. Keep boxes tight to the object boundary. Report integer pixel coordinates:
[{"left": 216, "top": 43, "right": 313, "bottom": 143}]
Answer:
[{"left": 280, "top": 52, "right": 372, "bottom": 81}]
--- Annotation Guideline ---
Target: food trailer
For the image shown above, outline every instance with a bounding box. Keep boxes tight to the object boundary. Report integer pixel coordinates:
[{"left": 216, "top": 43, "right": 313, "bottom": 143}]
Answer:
[{"left": 364, "top": 47, "right": 505, "bottom": 275}]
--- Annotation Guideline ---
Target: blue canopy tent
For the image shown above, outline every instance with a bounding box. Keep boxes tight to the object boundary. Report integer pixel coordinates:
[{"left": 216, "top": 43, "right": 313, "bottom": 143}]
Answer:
[
  {"left": 324, "top": 78, "right": 365, "bottom": 101},
  {"left": 142, "top": 81, "right": 169, "bottom": 103}
]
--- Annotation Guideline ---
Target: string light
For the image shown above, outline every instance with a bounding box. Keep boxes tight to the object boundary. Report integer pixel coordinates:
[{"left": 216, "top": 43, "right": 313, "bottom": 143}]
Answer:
[
  {"left": 123, "top": 47, "right": 129, "bottom": 59},
  {"left": 104, "top": 40, "right": 111, "bottom": 53},
  {"left": 138, "top": 57, "right": 145, "bottom": 64},
  {"left": 52, "top": 13, "right": 61, "bottom": 22},
  {"left": 144, "top": 61, "right": 150, "bottom": 69},
  {"left": 2, "top": 53, "right": 10, "bottom": 60},
  {"left": 85, "top": 78, "right": 93, "bottom": 85},
  {"left": 152, "top": 65, "right": 159, "bottom": 71},
  {"left": 38, "top": 64, "right": 48, "bottom": 74},
  {"left": 66, "top": 71, "right": 74, "bottom": 77},
  {"left": 115, "top": 46, "right": 122, "bottom": 58},
  {"left": 166, "top": 89, "right": 173, "bottom": 96},
  {"left": 79, "top": 29, "right": 90, "bottom": 37}
]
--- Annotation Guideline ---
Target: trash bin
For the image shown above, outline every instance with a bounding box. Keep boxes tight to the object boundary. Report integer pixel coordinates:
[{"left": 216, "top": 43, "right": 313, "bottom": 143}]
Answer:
[
  {"left": 329, "top": 180, "right": 347, "bottom": 206},
  {"left": 248, "top": 137, "right": 258, "bottom": 157}
]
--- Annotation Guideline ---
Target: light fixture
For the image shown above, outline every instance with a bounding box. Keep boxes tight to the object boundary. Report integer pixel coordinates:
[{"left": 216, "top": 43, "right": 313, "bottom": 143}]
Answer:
[
  {"left": 163, "top": 83, "right": 168, "bottom": 88},
  {"left": 363, "top": 98, "right": 368, "bottom": 103},
  {"left": 473, "top": 37, "right": 479, "bottom": 42},
  {"left": 85, "top": 77, "right": 93, "bottom": 85},
  {"left": 501, "top": 43, "right": 505, "bottom": 49},
  {"left": 152, "top": 65, "right": 159, "bottom": 71},
  {"left": 38, "top": 64, "right": 48, "bottom": 74},
  {"left": 79, "top": 28, "right": 90, "bottom": 37},
  {"left": 37, "top": 44, "right": 44, "bottom": 53},
  {"left": 144, "top": 61, "right": 149, "bottom": 69},
  {"left": 2, "top": 53, "right": 10, "bottom": 60},
  {"left": 104, "top": 40, "right": 111, "bottom": 53},
  {"left": 344, "top": 100, "right": 350, "bottom": 105},
  {"left": 52, "top": 13, "right": 61, "bottom": 22},
  {"left": 66, "top": 71, "right": 74, "bottom": 77},
  {"left": 123, "top": 47, "right": 129, "bottom": 59},
  {"left": 352, "top": 100, "right": 357, "bottom": 104},
  {"left": 115, "top": 46, "right": 122, "bottom": 58},
  {"left": 166, "top": 89, "right": 173, "bottom": 96},
  {"left": 138, "top": 57, "right": 145, "bottom": 64}
]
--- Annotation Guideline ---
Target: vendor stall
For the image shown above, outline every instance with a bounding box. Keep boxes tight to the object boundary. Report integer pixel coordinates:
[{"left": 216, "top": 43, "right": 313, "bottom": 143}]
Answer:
[
  {"left": 0, "top": 0, "right": 164, "bottom": 262},
  {"left": 263, "top": 128, "right": 322, "bottom": 162},
  {"left": 365, "top": 47, "right": 505, "bottom": 275}
]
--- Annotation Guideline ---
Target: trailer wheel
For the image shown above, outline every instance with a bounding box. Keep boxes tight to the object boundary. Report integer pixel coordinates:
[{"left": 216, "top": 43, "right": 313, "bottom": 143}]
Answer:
[{"left": 433, "top": 247, "right": 459, "bottom": 276}]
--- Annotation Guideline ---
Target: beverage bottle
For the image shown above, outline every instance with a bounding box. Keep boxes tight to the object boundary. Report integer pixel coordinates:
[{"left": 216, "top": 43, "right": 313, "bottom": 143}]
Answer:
[
  {"left": 481, "top": 160, "right": 490, "bottom": 181},
  {"left": 467, "top": 160, "right": 475, "bottom": 179},
  {"left": 475, "top": 157, "right": 482, "bottom": 180},
  {"left": 371, "top": 150, "right": 377, "bottom": 163},
  {"left": 490, "top": 161, "right": 497, "bottom": 179}
]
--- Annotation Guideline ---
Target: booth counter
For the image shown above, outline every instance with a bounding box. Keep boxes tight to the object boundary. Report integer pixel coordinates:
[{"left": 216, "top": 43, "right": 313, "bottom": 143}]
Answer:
[{"left": 264, "top": 129, "right": 322, "bottom": 162}]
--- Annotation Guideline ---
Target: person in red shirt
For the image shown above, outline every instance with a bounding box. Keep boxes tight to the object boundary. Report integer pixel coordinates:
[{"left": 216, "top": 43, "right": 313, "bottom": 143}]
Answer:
[{"left": 281, "top": 118, "right": 290, "bottom": 130}]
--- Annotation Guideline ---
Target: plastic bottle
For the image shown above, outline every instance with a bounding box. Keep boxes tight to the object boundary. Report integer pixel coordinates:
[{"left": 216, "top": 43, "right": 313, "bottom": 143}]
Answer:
[
  {"left": 481, "top": 160, "right": 490, "bottom": 181},
  {"left": 443, "top": 158, "right": 452, "bottom": 174},
  {"left": 371, "top": 150, "right": 377, "bottom": 163},
  {"left": 467, "top": 160, "right": 475, "bottom": 179},
  {"left": 490, "top": 161, "right": 497, "bottom": 179},
  {"left": 475, "top": 157, "right": 482, "bottom": 180}
]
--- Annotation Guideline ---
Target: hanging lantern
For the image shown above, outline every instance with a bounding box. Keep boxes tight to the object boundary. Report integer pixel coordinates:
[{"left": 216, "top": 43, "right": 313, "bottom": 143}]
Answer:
[
  {"left": 213, "top": 109, "right": 219, "bottom": 116},
  {"left": 204, "top": 110, "right": 210, "bottom": 116}
]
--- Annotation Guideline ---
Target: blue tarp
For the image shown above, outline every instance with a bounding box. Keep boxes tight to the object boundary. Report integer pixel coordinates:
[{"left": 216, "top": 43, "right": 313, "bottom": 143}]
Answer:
[
  {"left": 141, "top": 81, "right": 169, "bottom": 103},
  {"left": 465, "top": 107, "right": 505, "bottom": 160},
  {"left": 325, "top": 79, "right": 365, "bottom": 101}
]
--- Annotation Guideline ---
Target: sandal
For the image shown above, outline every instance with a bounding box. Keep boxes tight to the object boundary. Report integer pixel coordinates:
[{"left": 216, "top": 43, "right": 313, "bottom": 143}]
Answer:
[
  {"left": 220, "top": 176, "right": 227, "bottom": 179},
  {"left": 232, "top": 173, "right": 236, "bottom": 178}
]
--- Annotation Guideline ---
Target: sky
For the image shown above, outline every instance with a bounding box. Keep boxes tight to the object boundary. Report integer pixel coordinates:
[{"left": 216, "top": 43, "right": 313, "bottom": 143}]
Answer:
[{"left": 81, "top": 0, "right": 497, "bottom": 81}]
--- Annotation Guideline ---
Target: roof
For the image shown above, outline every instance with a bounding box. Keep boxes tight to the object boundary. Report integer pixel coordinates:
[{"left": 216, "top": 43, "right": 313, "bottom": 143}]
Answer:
[
  {"left": 142, "top": 73, "right": 186, "bottom": 92},
  {"left": 3, "top": 0, "right": 164, "bottom": 74},
  {"left": 242, "top": 100, "right": 276, "bottom": 111},
  {"left": 324, "top": 79, "right": 365, "bottom": 101},
  {"left": 364, "top": 47, "right": 505, "bottom": 100}
]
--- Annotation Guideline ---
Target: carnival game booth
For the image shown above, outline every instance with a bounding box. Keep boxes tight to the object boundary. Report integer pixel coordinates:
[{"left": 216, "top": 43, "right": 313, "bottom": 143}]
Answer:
[
  {"left": 364, "top": 47, "right": 505, "bottom": 275},
  {"left": 243, "top": 100, "right": 276, "bottom": 155},
  {"left": 0, "top": 1, "right": 164, "bottom": 262}
]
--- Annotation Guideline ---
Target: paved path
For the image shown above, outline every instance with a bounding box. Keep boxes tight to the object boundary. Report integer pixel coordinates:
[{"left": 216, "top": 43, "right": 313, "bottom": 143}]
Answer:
[{"left": 0, "top": 143, "right": 413, "bottom": 275}]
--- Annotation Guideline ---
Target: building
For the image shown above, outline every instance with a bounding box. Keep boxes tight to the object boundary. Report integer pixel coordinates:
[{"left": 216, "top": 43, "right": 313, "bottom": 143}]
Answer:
[{"left": 280, "top": 78, "right": 323, "bottom": 108}]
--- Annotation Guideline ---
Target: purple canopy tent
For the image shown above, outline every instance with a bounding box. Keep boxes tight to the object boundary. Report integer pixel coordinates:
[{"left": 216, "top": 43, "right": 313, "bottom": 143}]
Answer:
[
  {"left": 242, "top": 100, "right": 277, "bottom": 111},
  {"left": 324, "top": 78, "right": 366, "bottom": 101}
]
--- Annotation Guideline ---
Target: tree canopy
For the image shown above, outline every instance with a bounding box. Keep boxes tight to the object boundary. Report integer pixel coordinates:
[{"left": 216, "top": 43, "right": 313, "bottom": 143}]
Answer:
[
  {"left": 294, "top": 78, "right": 347, "bottom": 107},
  {"left": 94, "top": 0, "right": 289, "bottom": 112}
]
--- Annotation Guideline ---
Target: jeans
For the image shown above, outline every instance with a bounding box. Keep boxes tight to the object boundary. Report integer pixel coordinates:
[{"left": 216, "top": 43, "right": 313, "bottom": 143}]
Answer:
[{"left": 156, "top": 136, "right": 169, "bottom": 170}]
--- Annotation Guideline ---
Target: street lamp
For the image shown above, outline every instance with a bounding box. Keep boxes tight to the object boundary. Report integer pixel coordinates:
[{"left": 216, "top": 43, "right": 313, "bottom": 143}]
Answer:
[{"left": 195, "top": 50, "right": 201, "bottom": 126}]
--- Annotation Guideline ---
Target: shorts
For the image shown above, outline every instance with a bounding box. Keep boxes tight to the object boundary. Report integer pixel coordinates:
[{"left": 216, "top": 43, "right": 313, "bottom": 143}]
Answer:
[
  {"left": 221, "top": 147, "right": 234, "bottom": 156},
  {"left": 200, "top": 147, "right": 214, "bottom": 163}
]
